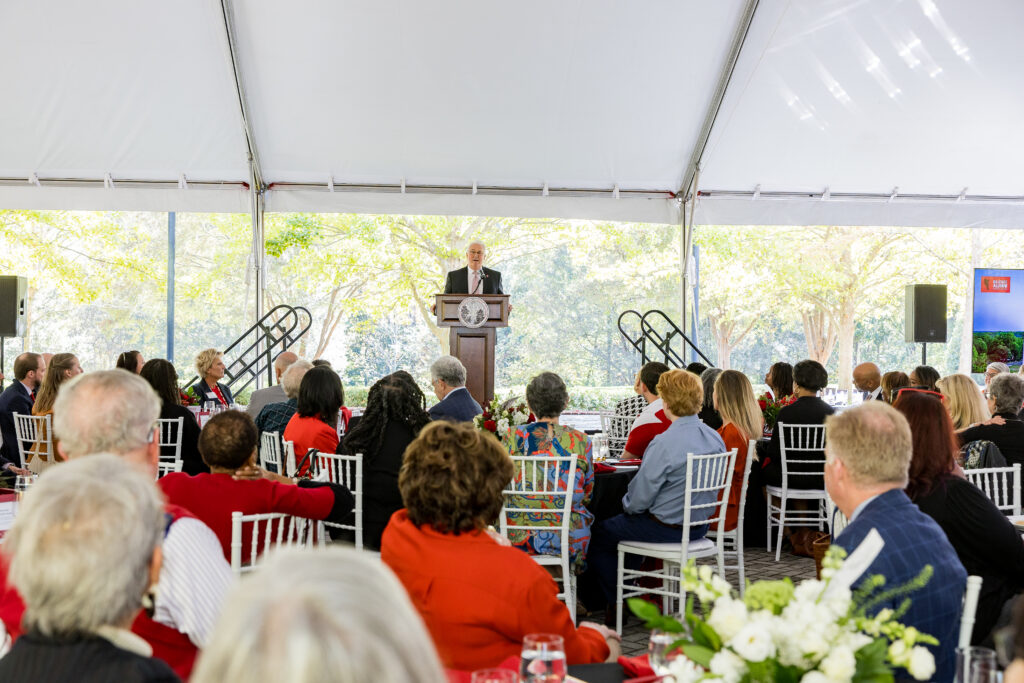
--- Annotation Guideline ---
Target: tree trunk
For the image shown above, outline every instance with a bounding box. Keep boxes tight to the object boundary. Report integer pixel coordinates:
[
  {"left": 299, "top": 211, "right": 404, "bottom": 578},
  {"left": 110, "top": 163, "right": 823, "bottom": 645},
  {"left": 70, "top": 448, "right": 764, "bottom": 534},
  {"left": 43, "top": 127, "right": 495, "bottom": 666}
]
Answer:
[
  {"left": 836, "top": 299, "right": 857, "bottom": 391},
  {"left": 801, "top": 309, "right": 838, "bottom": 365}
]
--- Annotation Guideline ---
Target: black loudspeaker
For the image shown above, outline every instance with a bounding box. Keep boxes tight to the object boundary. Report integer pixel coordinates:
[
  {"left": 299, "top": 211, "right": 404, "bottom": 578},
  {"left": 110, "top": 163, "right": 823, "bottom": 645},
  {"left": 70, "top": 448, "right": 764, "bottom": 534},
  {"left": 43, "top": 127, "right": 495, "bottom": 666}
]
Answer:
[
  {"left": 0, "top": 276, "right": 28, "bottom": 338},
  {"left": 905, "top": 284, "right": 947, "bottom": 343}
]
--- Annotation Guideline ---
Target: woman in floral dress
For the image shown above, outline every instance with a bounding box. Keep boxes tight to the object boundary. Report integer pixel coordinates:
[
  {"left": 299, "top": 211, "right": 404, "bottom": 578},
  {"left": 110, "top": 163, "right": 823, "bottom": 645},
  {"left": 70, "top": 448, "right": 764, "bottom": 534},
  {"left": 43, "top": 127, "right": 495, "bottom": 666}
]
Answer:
[{"left": 505, "top": 372, "right": 595, "bottom": 573}]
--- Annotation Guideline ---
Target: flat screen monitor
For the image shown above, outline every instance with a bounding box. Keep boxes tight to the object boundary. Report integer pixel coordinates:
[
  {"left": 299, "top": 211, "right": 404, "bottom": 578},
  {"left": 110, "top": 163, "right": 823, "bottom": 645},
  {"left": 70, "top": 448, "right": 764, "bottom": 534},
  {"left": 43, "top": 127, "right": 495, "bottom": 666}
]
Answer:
[{"left": 973, "top": 268, "right": 1024, "bottom": 372}]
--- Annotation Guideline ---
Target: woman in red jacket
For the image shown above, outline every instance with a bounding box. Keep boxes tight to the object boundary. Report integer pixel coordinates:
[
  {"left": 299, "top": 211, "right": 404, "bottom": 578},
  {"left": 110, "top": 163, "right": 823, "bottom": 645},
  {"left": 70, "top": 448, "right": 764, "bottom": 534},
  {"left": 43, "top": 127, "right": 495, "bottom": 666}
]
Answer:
[
  {"left": 160, "top": 410, "right": 353, "bottom": 562},
  {"left": 283, "top": 366, "right": 351, "bottom": 476},
  {"left": 710, "top": 370, "right": 763, "bottom": 532},
  {"left": 381, "top": 421, "right": 618, "bottom": 672}
]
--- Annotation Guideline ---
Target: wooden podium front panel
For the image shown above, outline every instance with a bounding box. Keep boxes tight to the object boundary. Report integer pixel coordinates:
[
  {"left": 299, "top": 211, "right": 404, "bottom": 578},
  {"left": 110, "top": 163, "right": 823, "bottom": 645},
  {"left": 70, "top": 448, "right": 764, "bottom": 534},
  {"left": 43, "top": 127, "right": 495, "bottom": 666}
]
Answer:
[{"left": 450, "top": 327, "right": 495, "bottom": 406}]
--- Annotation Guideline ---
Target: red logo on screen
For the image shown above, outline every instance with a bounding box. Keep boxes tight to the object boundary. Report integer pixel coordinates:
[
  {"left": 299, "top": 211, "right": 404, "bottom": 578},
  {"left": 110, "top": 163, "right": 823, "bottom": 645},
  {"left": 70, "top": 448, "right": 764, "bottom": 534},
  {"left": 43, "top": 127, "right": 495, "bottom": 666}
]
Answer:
[{"left": 981, "top": 276, "right": 1011, "bottom": 293}]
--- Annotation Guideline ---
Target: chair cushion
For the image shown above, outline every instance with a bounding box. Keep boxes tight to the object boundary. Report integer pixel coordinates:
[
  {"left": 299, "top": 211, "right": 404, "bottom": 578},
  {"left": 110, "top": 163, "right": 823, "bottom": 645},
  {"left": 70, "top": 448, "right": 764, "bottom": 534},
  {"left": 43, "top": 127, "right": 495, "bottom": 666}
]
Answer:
[
  {"left": 618, "top": 537, "right": 715, "bottom": 555},
  {"left": 765, "top": 485, "right": 827, "bottom": 500}
]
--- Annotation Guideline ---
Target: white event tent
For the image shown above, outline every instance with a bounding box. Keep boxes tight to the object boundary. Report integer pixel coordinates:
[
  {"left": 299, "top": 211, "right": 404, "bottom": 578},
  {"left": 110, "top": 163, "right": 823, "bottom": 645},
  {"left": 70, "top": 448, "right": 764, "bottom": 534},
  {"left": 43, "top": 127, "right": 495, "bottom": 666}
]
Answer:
[{"left": 1, "top": 0, "right": 1022, "bottom": 319}]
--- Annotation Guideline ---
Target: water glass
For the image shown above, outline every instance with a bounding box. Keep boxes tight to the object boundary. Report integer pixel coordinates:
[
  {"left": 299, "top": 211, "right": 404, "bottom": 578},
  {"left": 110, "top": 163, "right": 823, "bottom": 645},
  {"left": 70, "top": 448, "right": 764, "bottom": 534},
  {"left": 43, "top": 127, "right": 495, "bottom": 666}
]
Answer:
[
  {"left": 520, "top": 633, "right": 566, "bottom": 683},
  {"left": 471, "top": 669, "right": 519, "bottom": 683},
  {"left": 648, "top": 629, "right": 683, "bottom": 675},
  {"left": 956, "top": 647, "right": 997, "bottom": 683}
]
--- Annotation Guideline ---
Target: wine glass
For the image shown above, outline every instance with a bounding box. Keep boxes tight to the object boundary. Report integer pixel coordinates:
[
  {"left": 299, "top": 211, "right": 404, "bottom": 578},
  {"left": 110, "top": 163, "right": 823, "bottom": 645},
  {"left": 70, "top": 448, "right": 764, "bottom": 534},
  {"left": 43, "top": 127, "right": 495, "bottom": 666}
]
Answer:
[
  {"left": 955, "top": 647, "right": 997, "bottom": 683},
  {"left": 471, "top": 669, "right": 519, "bottom": 683},
  {"left": 520, "top": 633, "right": 566, "bottom": 683},
  {"left": 648, "top": 629, "right": 682, "bottom": 675}
]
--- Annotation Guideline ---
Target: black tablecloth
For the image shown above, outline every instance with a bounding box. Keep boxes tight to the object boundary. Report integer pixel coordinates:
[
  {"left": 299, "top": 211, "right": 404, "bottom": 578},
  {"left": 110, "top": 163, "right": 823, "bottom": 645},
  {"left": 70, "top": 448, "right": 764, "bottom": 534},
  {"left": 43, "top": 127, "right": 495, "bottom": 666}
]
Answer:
[
  {"left": 568, "top": 662, "right": 624, "bottom": 683},
  {"left": 588, "top": 470, "right": 636, "bottom": 522}
]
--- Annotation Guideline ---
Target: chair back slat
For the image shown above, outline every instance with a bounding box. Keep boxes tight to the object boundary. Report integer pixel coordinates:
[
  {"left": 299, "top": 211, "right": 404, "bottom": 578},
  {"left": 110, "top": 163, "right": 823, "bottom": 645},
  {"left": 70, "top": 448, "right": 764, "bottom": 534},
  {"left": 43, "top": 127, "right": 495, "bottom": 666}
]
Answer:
[
  {"left": 683, "top": 449, "right": 738, "bottom": 532},
  {"left": 310, "top": 451, "right": 364, "bottom": 550},
  {"left": 13, "top": 413, "right": 53, "bottom": 467},
  {"left": 230, "top": 510, "right": 318, "bottom": 575},
  {"left": 777, "top": 423, "right": 827, "bottom": 484},
  {"left": 965, "top": 464, "right": 1021, "bottom": 516},
  {"left": 499, "top": 455, "right": 576, "bottom": 555},
  {"left": 154, "top": 417, "right": 184, "bottom": 478},
  {"left": 282, "top": 440, "right": 297, "bottom": 478},
  {"left": 259, "top": 431, "right": 282, "bottom": 472}
]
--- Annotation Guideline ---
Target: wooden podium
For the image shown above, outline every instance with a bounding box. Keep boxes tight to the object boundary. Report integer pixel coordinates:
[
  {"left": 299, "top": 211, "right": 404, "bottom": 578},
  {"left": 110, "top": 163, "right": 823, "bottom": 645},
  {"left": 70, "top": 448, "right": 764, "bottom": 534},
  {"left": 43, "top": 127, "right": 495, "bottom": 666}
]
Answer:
[{"left": 435, "top": 294, "right": 509, "bottom": 405}]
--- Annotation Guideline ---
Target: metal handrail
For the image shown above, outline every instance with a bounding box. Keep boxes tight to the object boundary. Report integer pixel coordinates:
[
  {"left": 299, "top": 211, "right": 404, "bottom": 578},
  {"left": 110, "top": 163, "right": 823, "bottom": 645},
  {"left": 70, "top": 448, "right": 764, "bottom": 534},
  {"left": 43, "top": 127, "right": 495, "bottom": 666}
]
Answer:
[
  {"left": 617, "top": 308, "right": 712, "bottom": 368},
  {"left": 184, "top": 304, "right": 312, "bottom": 397}
]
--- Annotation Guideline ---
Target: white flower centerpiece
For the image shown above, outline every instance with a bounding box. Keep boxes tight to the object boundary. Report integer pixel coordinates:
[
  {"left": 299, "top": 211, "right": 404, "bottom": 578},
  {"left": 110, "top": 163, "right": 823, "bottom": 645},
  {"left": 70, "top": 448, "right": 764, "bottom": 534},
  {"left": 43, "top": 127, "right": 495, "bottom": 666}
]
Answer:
[
  {"left": 630, "top": 543, "right": 938, "bottom": 683},
  {"left": 473, "top": 395, "right": 534, "bottom": 438}
]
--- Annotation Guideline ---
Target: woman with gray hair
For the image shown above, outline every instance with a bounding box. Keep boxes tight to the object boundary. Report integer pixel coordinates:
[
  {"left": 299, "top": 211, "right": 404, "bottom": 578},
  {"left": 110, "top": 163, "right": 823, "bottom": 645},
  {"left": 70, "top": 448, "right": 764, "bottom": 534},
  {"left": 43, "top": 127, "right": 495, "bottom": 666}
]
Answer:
[
  {"left": 505, "top": 371, "right": 595, "bottom": 573},
  {"left": 191, "top": 547, "right": 445, "bottom": 683},
  {"left": 959, "top": 372, "right": 1024, "bottom": 469},
  {"left": 0, "top": 454, "right": 177, "bottom": 681}
]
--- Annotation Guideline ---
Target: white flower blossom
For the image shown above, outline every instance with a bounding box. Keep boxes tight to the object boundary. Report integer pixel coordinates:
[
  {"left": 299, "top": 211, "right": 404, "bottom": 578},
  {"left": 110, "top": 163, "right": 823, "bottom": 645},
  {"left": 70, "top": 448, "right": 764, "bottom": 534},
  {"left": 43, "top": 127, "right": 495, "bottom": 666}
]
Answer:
[
  {"left": 708, "top": 596, "right": 748, "bottom": 642},
  {"left": 497, "top": 417, "right": 510, "bottom": 435},
  {"left": 665, "top": 656, "right": 709, "bottom": 683},
  {"left": 819, "top": 645, "right": 856, "bottom": 682},
  {"left": 709, "top": 650, "right": 746, "bottom": 683},
  {"left": 888, "top": 640, "right": 909, "bottom": 664},
  {"left": 906, "top": 646, "right": 936, "bottom": 681},
  {"left": 800, "top": 673, "right": 830, "bottom": 683},
  {"left": 729, "top": 623, "right": 776, "bottom": 662}
]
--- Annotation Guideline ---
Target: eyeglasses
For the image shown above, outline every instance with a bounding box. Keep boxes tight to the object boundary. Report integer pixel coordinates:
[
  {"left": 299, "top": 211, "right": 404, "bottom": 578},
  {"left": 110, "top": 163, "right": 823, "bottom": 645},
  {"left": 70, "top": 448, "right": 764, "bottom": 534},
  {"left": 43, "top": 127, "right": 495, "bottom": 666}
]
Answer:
[{"left": 895, "top": 387, "right": 945, "bottom": 402}]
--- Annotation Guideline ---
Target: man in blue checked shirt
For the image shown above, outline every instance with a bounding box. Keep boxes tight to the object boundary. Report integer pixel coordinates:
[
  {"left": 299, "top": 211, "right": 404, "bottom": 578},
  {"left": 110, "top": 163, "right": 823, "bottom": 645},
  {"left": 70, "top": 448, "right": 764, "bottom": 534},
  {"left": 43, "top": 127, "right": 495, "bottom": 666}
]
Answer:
[{"left": 583, "top": 368, "right": 726, "bottom": 610}]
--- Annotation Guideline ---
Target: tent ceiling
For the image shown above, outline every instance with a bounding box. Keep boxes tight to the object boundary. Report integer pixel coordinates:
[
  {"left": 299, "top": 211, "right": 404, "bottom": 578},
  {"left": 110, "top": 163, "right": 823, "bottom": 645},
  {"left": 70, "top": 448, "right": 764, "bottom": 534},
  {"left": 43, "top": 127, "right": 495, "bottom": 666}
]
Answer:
[{"left": 0, "top": 0, "right": 1021, "bottom": 227}]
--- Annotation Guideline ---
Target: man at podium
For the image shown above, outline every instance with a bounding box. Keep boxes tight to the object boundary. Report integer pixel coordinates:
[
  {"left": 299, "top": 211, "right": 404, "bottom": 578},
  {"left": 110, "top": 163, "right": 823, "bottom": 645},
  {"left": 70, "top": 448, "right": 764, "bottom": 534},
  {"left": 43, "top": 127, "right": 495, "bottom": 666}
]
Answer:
[{"left": 443, "top": 241, "right": 504, "bottom": 295}]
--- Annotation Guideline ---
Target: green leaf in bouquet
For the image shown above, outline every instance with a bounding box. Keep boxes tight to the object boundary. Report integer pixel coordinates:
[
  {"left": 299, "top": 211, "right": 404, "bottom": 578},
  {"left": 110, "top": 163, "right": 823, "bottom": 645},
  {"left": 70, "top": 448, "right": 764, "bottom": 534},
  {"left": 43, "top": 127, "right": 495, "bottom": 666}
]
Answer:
[
  {"left": 852, "top": 638, "right": 895, "bottom": 683},
  {"left": 690, "top": 620, "right": 722, "bottom": 651},
  {"left": 627, "top": 598, "right": 684, "bottom": 632},
  {"left": 680, "top": 643, "right": 714, "bottom": 669}
]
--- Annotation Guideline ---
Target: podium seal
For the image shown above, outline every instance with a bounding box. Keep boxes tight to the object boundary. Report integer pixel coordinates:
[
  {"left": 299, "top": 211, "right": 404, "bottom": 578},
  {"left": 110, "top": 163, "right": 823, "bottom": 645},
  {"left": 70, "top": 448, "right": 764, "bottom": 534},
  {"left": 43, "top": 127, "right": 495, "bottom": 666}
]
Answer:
[{"left": 458, "top": 297, "right": 489, "bottom": 328}]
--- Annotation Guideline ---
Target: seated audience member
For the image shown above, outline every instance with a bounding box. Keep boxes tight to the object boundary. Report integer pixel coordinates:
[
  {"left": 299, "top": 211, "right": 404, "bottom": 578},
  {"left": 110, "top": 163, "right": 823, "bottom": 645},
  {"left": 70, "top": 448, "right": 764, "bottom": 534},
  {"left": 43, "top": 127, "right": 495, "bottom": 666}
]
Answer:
[
  {"left": 5, "top": 370, "right": 233, "bottom": 679},
  {"left": 116, "top": 350, "right": 145, "bottom": 374},
  {"left": 959, "top": 372, "right": 1024, "bottom": 468},
  {"left": 986, "top": 362, "right": 1011, "bottom": 393},
  {"left": 427, "top": 355, "right": 482, "bottom": 422},
  {"left": 621, "top": 362, "right": 672, "bottom": 459},
  {"left": 585, "top": 369, "right": 726, "bottom": 608},
  {"left": 698, "top": 367, "right": 723, "bottom": 430},
  {"left": 826, "top": 401, "right": 967, "bottom": 682},
  {"left": 342, "top": 371, "right": 430, "bottom": 550},
  {"left": 283, "top": 366, "right": 350, "bottom": 476},
  {"left": 255, "top": 360, "right": 313, "bottom": 438},
  {"left": 880, "top": 370, "right": 910, "bottom": 403},
  {"left": 159, "top": 411, "right": 353, "bottom": 562},
  {"left": 193, "top": 348, "right": 233, "bottom": 407},
  {"left": 140, "top": 359, "right": 205, "bottom": 476},
  {"left": 909, "top": 364, "right": 940, "bottom": 391},
  {"left": 936, "top": 373, "right": 991, "bottom": 431},
  {"left": 852, "top": 362, "right": 882, "bottom": 401},
  {"left": 191, "top": 548, "right": 445, "bottom": 683},
  {"left": 764, "top": 362, "right": 794, "bottom": 401},
  {"left": 28, "top": 352, "right": 83, "bottom": 472},
  {"left": 382, "top": 421, "right": 617, "bottom": 670},
  {"left": 0, "top": 455, "right": 178, "bottom": 682},
  {"left": 311, "top": 358, "right": 333, "bottom": 369},
  {"left": 246, "top": 351, "right": 297, "bottom": 417},
  {"left": 685, "top": 362, "right": 708, "bottom": 376},
  {"left": 0, "top": 352, "right": 43, "bottom": 475},
  {"left": 712, "top": 370, "right": 763, "bottom": 531},
  {"left": 763, "top": 359, "right": 834, "bottom": 488},
  {"left": 505, "top": 372, "right": 595, "bottom": 573},
  {"left": 894, "top": 390, "right": 1024, "bottom": 644},
  {"left": 613, "top": 369, "right": 650, "bottom": 422}
]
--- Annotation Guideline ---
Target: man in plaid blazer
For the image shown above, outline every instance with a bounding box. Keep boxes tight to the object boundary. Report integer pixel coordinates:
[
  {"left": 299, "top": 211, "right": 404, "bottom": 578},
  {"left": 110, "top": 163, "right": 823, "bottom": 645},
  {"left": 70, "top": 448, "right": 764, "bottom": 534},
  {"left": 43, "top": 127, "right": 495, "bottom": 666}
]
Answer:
[{"left": 826, "top": 402, "right": 966, "bottom": 683}]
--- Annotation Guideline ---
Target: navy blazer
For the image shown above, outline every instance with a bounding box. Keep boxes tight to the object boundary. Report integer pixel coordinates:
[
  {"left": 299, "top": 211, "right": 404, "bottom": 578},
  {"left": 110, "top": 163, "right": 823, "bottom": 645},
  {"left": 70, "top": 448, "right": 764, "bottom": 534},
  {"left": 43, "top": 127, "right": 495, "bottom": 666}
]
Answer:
[
  {"left": 835, "top": 489, "right": 966, "bottom": 683},
  {"left": 428, "top": 387, "right": 483, "bottom": 423},
  {"left": 195, "top": 379, "right": 234, "bottom": 407},
  {"left": 0, "top": 381, "right": 33, "bottom": 468},
  {"left": 443, "top": 266, "right": 503, "bottom": 295}
]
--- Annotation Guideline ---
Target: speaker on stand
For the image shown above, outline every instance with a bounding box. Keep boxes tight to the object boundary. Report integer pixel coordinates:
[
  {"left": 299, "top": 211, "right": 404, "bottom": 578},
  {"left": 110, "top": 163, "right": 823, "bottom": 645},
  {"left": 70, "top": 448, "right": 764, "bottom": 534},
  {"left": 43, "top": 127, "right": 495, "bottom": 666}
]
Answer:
[
  {"left": 0, "top": 276, "right": 29, "bottom": 390},
  {"left": 905, "top": 284, "right": 947, "bottom": 365}
]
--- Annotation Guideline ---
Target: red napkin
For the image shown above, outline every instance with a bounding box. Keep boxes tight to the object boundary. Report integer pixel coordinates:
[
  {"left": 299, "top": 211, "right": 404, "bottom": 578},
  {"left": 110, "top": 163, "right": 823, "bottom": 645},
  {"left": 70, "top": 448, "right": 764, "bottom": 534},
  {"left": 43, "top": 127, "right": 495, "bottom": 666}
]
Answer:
[
  {"left": 617, "top": 459, "right": 643, "bottom": 466},
  {"left": 447, "top": 656, "right": 520, "bottom": 682},
  {"left": 618, "top": 654, "right": 654, "bottom": 678},
  {"left": 594, "top": 462, "right": 617, "bottom": 473}
]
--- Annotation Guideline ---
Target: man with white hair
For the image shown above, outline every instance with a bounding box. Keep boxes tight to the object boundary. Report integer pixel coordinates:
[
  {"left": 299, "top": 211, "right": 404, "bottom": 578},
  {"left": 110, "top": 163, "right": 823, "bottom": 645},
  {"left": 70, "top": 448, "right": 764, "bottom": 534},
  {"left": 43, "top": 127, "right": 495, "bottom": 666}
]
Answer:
[
  {"left": 443, "top": 241, "right": 504, "bottom": 295},
  {"left": 825, "top": 401, "right": 966, "bottom": 682},
  {"left": 246, "top": 351, "right": 298, "bottom": 417},
  {"left": 0, "top": 370, "right": 233, "bottom": 680},
  {"left": 427, "top": 356, "right": 482, "bottom": 422},
  {"left": 255, "top": 359, "right": 314, "bottom": 438}
]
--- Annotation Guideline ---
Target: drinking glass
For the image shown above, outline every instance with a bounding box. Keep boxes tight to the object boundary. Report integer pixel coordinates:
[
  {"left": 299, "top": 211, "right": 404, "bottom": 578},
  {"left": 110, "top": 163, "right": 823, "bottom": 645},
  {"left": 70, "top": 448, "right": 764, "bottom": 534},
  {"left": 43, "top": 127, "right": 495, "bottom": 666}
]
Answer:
[
  {"left": 520, "top": 633, "right": 566, "bottom": 683},
  {"left": 956, "top": 647, "right": 998, "bottom": 683},
  {"left": 14, "top": 474, "right": 38, "bottom": 501},
  {"left": 648, "top": 629, "right": 682, "bottom": 675},
  {"left": 471, "top": 669, "right": 519, "bottom": 683}
]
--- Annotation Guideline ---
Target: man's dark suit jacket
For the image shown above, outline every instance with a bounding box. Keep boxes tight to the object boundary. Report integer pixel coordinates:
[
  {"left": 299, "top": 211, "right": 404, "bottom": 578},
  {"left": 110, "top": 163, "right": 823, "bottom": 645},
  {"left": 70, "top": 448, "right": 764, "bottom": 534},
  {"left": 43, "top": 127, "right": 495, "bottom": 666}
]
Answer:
[
  {"left": 428, "top": 387, "right": 483, "bottom": 423},
  {"left": 834, "top": 489, "right": 966, "bottom": 683},
  {"left": 0, "top": 382, "right": 33, "bottom": 468},
  {"left": 443, "top": 266, "right": 503, "bottom": 295},
  {"left": 763, "top": 395, "right": 834, "bottom": 488}
]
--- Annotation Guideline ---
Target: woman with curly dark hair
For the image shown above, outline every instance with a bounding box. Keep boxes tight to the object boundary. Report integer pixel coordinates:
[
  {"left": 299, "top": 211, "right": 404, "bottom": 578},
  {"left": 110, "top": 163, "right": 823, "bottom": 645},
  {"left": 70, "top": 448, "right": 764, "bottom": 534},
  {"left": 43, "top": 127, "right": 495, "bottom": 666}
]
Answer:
[
  {"left": 381, "top": 420, "right": 617, "bottom": 672},
  {"left": 894, "top": 389, "right": 1024, "bottom": 644},
  {"left": 140, "top": 358, "right": 206, "bottom": 475},
  {"left": 342, "top": 371, "right": 430, "bottom": 550}
]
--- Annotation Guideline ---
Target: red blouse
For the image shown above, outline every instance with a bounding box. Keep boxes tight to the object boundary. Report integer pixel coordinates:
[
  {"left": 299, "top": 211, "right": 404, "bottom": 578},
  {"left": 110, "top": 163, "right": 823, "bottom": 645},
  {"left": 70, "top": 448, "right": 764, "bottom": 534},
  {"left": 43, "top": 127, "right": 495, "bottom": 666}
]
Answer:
[
  {"left": 283, "top": 414, "right": 340, "bottom": 475},
  {"left": 712, "top": 422, "right": 750, "bottom": 532}
]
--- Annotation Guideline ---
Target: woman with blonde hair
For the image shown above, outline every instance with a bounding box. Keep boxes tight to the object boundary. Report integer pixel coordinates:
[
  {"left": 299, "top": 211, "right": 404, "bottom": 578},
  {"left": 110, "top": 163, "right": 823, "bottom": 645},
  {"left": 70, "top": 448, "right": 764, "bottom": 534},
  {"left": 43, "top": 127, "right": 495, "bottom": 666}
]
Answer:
[
  {"left": 712, "top": 370, "right": 763, "bottom": 531},
  {"left": 937, "top": 374, "right": 990, "bottom": 431},
  {"left": 29, "top": 352, "right": 83, "bottom": 471},
  {"left": 192, "top": 348, "right": 233, "bottom": 407}
]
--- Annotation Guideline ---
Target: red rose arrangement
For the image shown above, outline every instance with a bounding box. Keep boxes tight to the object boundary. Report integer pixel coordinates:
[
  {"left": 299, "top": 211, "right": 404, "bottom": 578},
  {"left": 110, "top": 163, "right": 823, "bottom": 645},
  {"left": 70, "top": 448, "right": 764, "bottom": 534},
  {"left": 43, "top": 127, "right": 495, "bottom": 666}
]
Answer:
[
  {"left": 474, "top": 396, "right": 535, "bottom": 438},
  {"left": 758, "top": 392, "right": 796, "bottom": 433}
]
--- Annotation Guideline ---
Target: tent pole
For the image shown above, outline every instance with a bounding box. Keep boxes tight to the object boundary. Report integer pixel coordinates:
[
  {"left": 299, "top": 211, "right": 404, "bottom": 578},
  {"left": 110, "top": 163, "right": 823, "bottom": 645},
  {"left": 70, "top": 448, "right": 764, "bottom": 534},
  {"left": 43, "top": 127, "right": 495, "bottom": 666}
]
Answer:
[
  {"left": 167, "top": 211, "right": 175, "bottom": 364},
  {"left": 677, "top": 0, "right": 759, "bottom": 202}
]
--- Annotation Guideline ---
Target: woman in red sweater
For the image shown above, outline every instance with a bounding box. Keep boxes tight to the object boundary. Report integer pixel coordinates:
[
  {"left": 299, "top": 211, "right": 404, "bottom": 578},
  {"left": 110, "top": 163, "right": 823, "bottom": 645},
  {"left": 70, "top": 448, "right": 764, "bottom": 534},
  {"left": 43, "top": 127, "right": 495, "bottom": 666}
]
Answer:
[
  {"left": 711, "top": 370, "right": 763, "bottom": 531},
  {"left": 381, "top": 421, "right": 618, "bottom": 672},
  {"left": 283, "top": 366, "right": 351, "bottom": 476},
  {"left": 160, "top": 410, "right": 353, "bottom": 562}
]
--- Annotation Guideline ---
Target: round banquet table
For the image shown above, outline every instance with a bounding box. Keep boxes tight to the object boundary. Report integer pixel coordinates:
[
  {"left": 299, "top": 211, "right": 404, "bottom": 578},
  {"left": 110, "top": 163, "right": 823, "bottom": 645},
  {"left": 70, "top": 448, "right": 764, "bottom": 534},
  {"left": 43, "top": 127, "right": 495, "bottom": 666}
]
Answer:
[{"left": 588, "top": 467, "right": 638, "bottom": 522}]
